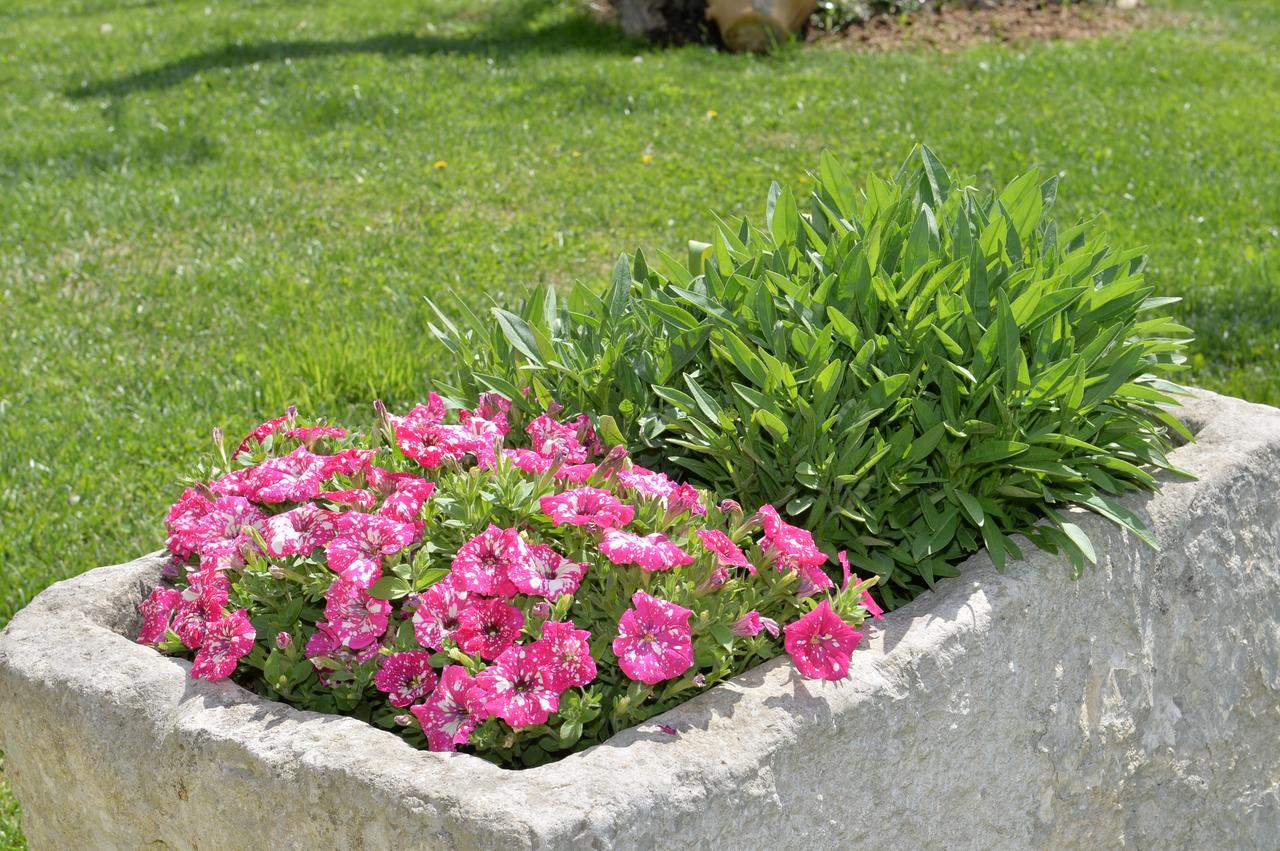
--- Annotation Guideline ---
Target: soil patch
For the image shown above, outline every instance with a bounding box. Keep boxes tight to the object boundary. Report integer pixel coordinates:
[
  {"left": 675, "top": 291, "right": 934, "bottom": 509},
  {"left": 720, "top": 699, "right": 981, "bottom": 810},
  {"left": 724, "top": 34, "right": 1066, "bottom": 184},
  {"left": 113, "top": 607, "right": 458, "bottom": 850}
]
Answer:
[{"left": 817, "top": 2, "right": 1151, "bottom": 52}]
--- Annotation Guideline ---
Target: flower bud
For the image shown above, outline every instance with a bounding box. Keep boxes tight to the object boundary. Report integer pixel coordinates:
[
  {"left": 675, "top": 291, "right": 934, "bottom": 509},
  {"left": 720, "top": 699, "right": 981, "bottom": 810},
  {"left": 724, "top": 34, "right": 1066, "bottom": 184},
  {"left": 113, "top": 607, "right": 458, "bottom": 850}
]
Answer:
[
  {"left": 161, "top": 556, "right": 183, "bottom": 580},
  {"left": 664, "top": 483, "right": 707, "bottom": 524},
  {"left": 268, "top": 564, "right": 286, "bottom": 580},
  {"left": 731, "top": 611, "right": 779, "bottom": 638},
  {"left": 477, "top": 391, "right": 512, "bottom": 420},
  {"left": 211, "top": 426, "right": 224, "bottom": 451},
  {"left": 275, "top": 631, "right": 292, "bottom": 650},
  {"left": 574, "top": 414, "right": 605, "bottom": 456},
  {"left": 692, "top": 674, "right": 706, "bottom": 687},
  {"left": 594, "top": 444, "right": 630, "bottom": 480},
  {"left": 532, "top": 600, "right": 552, "bottom": 619},
  {"left": 718, "top": 499, "right": 744, "bottom": 529},
  {"left": 395, "top": 714, "right": 414, "bottom": 727}
]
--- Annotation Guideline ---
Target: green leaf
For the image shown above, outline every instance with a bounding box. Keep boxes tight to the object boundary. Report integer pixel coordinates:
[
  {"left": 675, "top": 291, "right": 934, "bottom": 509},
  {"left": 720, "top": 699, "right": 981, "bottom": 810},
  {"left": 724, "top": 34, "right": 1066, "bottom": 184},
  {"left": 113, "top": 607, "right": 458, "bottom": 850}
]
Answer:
[
  {"left": 719, "top": 329, "right": 769, "bottom": 388},
  {"left": 1058, "top": 520, "right": 1097, "bottom": 566},
  {"left": 920, "top": 144, "right": 953, "bottom": 208},
  {"left": 684, "top": 375, "right": 725, "bottom": 424},
  {"left": 492, "top": 308, "right": 545, "bottom": 367},
  {"left": 768, "top": 182, "right": 800, "bottom": 246},
  {"left": 366, "top": 577, "right": 411, "bottom": 600},
  {"left": 966, "top": 440, "right": 1030, "bottom": 465},
  {"left": 955, "top": 490, "right": 985, "bottom": 526},
  {"left": 752, "top": 409, "right": 790, "bottom": 442}
]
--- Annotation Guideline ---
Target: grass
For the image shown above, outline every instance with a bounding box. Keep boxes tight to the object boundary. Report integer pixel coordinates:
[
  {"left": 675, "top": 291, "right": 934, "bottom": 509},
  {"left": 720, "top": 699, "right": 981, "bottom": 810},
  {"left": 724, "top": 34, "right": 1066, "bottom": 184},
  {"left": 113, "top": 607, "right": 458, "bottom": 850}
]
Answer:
[{"left": 1, "top": 0, "right": 1278, "bottom": 843}]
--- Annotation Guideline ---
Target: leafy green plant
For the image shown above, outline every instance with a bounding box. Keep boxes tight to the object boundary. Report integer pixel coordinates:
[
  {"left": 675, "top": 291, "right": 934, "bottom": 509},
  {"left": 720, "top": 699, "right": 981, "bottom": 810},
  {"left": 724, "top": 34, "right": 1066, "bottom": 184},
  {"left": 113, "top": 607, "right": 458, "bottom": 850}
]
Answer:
[{"left": 428, "top": 146, "right": 1192, "bottom": 607}]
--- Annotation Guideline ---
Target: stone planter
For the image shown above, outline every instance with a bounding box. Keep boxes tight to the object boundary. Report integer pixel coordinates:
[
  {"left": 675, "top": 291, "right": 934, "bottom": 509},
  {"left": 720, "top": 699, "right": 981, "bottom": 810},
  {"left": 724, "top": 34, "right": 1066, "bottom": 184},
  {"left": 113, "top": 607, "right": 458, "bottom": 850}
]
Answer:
[{"left": 2, "top": 389, "right": 1279, "bottom": 848}]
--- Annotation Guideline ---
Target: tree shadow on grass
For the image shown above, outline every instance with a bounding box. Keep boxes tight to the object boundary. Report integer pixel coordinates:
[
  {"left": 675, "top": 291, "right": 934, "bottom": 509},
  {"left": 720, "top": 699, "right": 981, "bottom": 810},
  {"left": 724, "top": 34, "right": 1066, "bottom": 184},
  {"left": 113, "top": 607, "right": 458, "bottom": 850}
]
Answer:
[{"left": 66, "top": 8, "right": 637, "bottom": 100}]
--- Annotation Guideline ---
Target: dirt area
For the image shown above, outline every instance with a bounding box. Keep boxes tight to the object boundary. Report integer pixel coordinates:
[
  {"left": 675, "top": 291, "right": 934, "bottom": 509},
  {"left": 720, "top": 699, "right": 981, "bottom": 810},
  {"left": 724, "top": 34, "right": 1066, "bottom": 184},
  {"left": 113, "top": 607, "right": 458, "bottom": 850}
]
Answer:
[{"left": 817, "top": 2, "right": 1151, "bottom": 51}]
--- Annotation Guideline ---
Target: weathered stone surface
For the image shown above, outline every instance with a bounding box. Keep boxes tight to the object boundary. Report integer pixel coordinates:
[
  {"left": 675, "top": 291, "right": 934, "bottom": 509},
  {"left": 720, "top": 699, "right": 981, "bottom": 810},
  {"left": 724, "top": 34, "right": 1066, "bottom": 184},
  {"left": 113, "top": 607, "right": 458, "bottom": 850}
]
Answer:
[{"left": 2, "top": 389, "right": 1279, "bottom": 849}]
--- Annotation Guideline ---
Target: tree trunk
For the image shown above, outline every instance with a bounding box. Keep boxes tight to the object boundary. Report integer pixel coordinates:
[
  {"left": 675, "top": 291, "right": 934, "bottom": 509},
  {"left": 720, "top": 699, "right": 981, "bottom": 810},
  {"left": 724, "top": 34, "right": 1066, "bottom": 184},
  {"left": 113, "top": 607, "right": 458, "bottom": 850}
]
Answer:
[{"left": 610, "top": 0, "right": 718, "bottom": 45}]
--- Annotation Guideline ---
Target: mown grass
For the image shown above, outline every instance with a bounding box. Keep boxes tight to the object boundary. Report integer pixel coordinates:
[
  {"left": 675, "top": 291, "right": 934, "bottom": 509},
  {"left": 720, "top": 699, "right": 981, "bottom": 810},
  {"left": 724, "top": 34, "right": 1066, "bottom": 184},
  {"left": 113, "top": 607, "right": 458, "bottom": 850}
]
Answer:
[{"left": 1, "top": 0, "right": 1278, "bottom": 843}]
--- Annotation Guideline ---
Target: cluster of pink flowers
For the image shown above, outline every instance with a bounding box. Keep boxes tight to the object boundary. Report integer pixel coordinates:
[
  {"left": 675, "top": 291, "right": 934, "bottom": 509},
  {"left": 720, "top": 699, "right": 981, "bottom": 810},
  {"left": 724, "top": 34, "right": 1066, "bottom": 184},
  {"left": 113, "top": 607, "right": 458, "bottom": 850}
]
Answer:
[{"left": 139, "top": 393, "right": 880, "bottom": 765}]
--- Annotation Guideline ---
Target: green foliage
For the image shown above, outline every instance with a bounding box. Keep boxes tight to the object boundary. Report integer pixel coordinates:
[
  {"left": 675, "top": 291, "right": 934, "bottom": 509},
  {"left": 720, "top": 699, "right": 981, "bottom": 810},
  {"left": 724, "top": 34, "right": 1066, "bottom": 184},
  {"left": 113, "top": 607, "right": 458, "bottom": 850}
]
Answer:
[{"left": 432, "top": 147, "right": 1193, "bottom": 605}]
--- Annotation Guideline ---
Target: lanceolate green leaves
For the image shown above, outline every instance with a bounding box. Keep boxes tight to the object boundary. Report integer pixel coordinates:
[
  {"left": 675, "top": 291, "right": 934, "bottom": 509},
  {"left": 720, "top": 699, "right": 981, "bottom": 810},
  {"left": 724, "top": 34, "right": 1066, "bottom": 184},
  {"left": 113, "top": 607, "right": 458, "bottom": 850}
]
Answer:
[{"left": 432, "top": 146, "right": 1192, "bottom": 607}]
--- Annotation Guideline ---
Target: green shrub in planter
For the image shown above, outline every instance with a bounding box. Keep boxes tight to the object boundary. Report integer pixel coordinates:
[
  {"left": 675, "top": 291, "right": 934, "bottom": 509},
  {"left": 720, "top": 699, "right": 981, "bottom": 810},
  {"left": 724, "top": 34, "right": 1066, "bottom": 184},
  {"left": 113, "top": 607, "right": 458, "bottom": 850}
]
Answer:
[{"left": 428, "top": 147, "right": 1191, "bottom": 606}]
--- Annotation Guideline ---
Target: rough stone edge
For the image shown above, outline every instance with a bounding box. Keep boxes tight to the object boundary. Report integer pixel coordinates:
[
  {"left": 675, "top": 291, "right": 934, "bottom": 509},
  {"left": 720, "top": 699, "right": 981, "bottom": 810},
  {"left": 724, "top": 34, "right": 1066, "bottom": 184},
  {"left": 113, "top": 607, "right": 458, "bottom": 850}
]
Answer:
[{"left": 1, "top": 388, "right": 1278, "bottom": 848}]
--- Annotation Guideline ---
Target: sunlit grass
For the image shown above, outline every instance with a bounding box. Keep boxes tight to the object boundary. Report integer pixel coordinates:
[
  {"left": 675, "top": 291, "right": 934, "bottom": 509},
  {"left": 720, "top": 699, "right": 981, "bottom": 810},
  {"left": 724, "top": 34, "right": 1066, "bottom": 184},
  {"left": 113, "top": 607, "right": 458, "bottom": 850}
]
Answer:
[{"left": 1, "top": 0, "right": 1278, "bottom": 842}]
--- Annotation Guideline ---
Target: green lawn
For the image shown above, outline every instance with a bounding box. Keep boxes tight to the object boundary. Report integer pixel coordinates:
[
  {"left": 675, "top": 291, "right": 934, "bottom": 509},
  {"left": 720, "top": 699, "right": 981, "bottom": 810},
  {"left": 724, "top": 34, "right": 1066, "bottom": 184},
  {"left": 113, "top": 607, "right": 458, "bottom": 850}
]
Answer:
[{"left": 1, "top": 0, "right": 1278, "bottom": 843}]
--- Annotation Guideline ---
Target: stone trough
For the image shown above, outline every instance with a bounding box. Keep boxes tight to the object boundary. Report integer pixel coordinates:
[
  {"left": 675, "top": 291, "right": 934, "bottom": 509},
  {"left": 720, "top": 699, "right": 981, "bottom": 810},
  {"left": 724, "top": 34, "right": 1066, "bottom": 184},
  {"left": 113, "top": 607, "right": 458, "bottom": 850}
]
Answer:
[{"left": 2, "top": 390, "right": 1278, "bottom": 849}]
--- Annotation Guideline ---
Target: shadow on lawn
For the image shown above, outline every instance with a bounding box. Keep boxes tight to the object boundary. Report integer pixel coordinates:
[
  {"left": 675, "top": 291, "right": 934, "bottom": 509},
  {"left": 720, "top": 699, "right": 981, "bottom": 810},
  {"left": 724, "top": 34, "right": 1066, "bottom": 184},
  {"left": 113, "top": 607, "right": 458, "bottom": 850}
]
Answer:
[{"left": 67, "top": 12, "right": 635, "bottom": 100}]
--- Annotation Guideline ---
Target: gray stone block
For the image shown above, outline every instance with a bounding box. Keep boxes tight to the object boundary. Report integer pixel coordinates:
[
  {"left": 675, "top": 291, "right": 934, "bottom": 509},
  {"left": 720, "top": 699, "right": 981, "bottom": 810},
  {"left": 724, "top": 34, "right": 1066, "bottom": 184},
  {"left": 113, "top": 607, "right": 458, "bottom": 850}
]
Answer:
[{"left": 2, "top": 389, "right": 1278, "bottom": 849}]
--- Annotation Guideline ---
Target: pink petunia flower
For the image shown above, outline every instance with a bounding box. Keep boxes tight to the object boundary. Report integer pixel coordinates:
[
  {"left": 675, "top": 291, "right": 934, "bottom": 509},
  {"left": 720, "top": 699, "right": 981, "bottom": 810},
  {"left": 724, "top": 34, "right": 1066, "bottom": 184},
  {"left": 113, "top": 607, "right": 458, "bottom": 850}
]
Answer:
[
  {"left": 325, "top": 447, "right": 377, "bottom": 477},
  {"left": 757, "top": 505, "right": 832, "bottom": 595},
  {"left": 694, "top": 529, "right": 754, "bottom": 574},
  {"left": 451, "top": 525, "right": 528, "bottom": 597},
  {"left": 190, "top": 496, "right": 266, "bottom": 562},
  {"left": 471, "top": 644, "right": 561, "bottom": 728},
  {"left": 599, "top": 529, "right": 694, "bottom": 572},
  {"left": 411, "top": 665, "right": 486, "bottom": 752},
  {"left": 190, "top": 561, "right": 231, "bottom": 612},
  {"left": 319, "top": 488, "right": 378, "bottom": 510},
  {"left": 234, "top": 408, "right": 297, "bottom": 457},
  {"left": 838, "top": 551, "right": 885, "bottom": 620},
  {"left": 137, "top": 587, "right": 183, "bottom": 645},
  {"left": 527, "top": 414, "right": 588, "bottom": 463},
  {"left": 305, "top": 624, "right": 381, "bottom": 685},
  {"left": 363, "top": 465, "right": 400, "bottom": 494},
  {"left": 505, "top": 448, "right": 553, "bottom": 475},
  {"left": 612, "top": 591, "right": 694, "bottom": 684},
  {"left": 540, "top": 487, "right": 635, "bottom": 530},
  {"left": 615, "top": 465, "right": 677, "bottom": 500},
  {"left": 455, "top": 599, "right": 525, "bottom": 660},
  {"left": 374, "top": 651, "right": 439, "bottom": 708},
  {"left": 506, "top": 544, "right": 588, "bottom": 600},
  {"left": 208, "top": 466, "right": 264, "bottom": 499},
  {"left": 553, "top": 463, "right": 598, "bottom": 484},
  {"left": 534, "top": 620, "right": 596, "bottom": 690},
  {"left": 324, "top": 512, "right": 418, "bottom": 589},
  {"left": 323, "top": 580, "right": 392, "bottom": 649},
  {"left": 395, "top": 395, "right": 446, "bottom": 430},
  {"left": 396, "top": 418, "right": 479, "bottom": 469},
  {"left": 250, "top": 447, "right": 333, "bottom": 503},
  {"left": 164, "top": 488, "right": 213, "bottom": 558},
  {"left": 411, "top": 577, "right": 472, "bottom": 651},
  {"left": 461, "top": 408, "right": 510, "bottom": 442},
  {"left": 730, "top": 610, "right": 780, "bottom": 638},
  {"left": 263, "top": 504, "right": 338, "bottom": 558},
  {"left": 171, "top": 562, "right": 231, "bottom": 651},
  {"left": 377, "top": 475, "right": 435, "bottom": 524},
  {"left": 285, "top": 426, "right": 347, "bottom": 447},
  {"left": 783, "top": 600, "right": 862, "bottom": 681},
  {"left": 171, "top": 600, "right": 208, "bottom": 649},
  {"left": 190, "top": 608, "right": 256, "bottom": 681}
]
